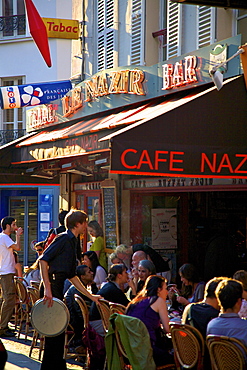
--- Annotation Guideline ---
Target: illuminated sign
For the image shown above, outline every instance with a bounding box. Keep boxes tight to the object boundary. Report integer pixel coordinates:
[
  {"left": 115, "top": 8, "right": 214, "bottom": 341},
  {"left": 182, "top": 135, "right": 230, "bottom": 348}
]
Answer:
[
  {"left": 29, "top": 134, "right": 100, "bottom": 160},
  {"left": 42, "top": 18, "right": 80, "bottom": 39},
  {"left": 162, "top": 56, "right": 198, "bottom": 90},
  {"left": 62, "top": 69, "right": 145, "bottom": 117},
  {"left": 27, "top": 104, "right": 58, "bottom": 130},
  {"left": 119, "top": 149, "right": 247, "bottom": 176}
]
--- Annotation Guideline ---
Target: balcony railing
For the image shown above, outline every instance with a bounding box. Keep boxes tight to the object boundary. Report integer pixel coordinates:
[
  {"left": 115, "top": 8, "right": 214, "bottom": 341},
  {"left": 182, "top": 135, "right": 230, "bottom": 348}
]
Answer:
[
  {"left": 0, "top": 14, "right": 26, "bottom": 37},
  {"left": 0, "top": 129, "right": 26, "bottom": 146}
]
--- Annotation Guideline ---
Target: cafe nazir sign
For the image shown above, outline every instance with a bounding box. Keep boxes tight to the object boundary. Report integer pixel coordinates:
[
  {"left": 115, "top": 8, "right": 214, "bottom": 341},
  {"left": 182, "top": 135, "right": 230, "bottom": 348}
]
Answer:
[{"left": 62, "top": 69, "right": 145, "bottom": 117}]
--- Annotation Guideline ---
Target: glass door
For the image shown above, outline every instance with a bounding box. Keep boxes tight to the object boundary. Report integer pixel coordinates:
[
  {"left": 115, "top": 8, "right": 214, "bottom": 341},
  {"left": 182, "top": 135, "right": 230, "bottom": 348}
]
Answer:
[{"left": 9, "top": 196, "right": 38, "bottom": 266}]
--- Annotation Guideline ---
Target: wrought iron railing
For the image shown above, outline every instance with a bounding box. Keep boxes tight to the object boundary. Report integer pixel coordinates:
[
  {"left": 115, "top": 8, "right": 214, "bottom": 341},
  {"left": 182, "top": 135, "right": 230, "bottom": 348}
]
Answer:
[
  {"left": 0, "top": 129, "right": 26, "bottom": 146},
  {"left": 0, "top": 14, "right": 26, "bottom": 36}
]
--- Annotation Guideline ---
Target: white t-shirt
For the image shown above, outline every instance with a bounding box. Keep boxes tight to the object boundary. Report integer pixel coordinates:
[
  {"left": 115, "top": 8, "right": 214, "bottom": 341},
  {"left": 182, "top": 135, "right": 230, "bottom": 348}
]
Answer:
[
  {"left": 94, "top": 265, "right": 107, "bottom": 288},
  {"left": 0, "top": 232, "right": 16, "bottom": 275}
]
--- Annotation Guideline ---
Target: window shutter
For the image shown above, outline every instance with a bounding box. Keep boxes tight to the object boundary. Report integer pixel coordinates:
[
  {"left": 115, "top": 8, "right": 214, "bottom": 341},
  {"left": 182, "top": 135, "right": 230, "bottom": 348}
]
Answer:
[
  {"left": 167, "top": 1, "right": 182, "bottom": 59},
  {"left": 97, "top": 0, "right": 116, "bottom": 71},
  {"left": 196, "top": 6, "right": 215, "bottom": 48},
  {"left": 131, "top": 0, "right": 144, "bottom": 65}
]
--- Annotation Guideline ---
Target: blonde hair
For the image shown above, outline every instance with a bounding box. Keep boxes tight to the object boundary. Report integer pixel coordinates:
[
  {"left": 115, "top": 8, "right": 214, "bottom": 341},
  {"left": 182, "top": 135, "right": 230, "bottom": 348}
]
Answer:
[{"left": 115, "top": 244, "right": 129, "bottom": 255}]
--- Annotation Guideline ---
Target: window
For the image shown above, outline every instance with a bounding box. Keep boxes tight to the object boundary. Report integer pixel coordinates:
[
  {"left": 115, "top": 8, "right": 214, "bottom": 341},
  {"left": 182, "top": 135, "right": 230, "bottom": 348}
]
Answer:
[
  {"left": 0, "top": 77, "right": 25, "bottom": 145},
  {"left": 0, "top": 0, "right": 26, "bottom": 38},
  {"left": 97, "top": 0, "right": 117, "bottom": 71},
  {"left": 167, "top": 1, "right": 182, "bottom": 59},
  {"left": 196, "top": 6, "right": 215, "bottom": 48},
  {"left": 131, "top": 0, "right": 145, "bottom": 65}
]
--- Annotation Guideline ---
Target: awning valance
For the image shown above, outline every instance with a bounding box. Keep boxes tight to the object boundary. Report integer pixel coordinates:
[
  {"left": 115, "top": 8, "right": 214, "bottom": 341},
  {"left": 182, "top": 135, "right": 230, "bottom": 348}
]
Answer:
[{"left": 100, "top": 75, "right": 247, "bottom": 179}]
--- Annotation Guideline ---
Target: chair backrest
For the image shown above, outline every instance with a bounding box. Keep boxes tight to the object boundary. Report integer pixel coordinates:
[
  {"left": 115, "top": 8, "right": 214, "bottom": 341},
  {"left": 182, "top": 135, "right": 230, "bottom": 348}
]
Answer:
[
  {"left": 97, "top": 299, "right": 111, "bottom": 333},
  {"left": 206, "top": 334, "right": 247, "bottom": 370},
  {"left": 14, "top": 277, "right": 28, "bottom": 304},
  {"left": 109, "top": 302, "right": 126, "bottom": 315},
  {"left": 30, "top": 280, "right": 40, "bottom": 290},
  {"left": 74, "top": 294, "right": 89, "bottom": 329},
  {"left": 169, "top": 322, "right": 205, "bottom": 369},
  {"left": 27, "top": 286, "right": 40, "bottom": 306}
]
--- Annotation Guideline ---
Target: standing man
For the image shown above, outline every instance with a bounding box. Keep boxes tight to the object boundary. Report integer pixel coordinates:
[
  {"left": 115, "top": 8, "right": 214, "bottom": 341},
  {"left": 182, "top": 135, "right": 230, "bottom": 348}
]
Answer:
[
  {"left": 0, "top": 216, "right": 23, "bottom": 337},
  {"left": 39, "top": 209, "right": 101, "bottom": 370}
]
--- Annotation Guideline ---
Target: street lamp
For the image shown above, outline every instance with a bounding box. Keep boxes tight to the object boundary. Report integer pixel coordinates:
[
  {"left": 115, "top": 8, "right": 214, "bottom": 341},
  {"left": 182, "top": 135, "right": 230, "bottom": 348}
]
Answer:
[{"left": 210, "top": 47, "right": 245, "bottom": 91}]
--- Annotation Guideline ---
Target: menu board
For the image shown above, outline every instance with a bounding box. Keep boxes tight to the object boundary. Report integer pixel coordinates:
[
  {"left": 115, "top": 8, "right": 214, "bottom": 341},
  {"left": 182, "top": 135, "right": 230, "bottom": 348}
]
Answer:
[{"left": 102, "top": 179, "right": 119, "bottom": 252}]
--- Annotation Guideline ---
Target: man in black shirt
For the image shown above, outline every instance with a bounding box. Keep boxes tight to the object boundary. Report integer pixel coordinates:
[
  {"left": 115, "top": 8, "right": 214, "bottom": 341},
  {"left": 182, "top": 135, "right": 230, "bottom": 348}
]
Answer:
[
  {"left": 39, "top": 209, "right": 100, "bottom": 370},
  {"left": 64, "top": 264, "right": 98, "bottom": 346},
  {"left": 182, "top": 277, "right": 224, "bottom": 338}
]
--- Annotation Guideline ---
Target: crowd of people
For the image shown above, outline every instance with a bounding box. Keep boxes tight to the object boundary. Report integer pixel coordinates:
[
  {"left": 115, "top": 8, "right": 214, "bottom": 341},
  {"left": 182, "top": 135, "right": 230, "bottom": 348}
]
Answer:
[{"left": 0, "top": 210, "right": 247, "bottom": 369}]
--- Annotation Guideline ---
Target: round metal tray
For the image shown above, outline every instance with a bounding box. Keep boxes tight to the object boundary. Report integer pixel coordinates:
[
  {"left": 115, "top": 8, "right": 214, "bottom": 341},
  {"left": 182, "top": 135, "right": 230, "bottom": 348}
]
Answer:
[{"left": 31, "top": 297, "right": 69, "bottom": 337}]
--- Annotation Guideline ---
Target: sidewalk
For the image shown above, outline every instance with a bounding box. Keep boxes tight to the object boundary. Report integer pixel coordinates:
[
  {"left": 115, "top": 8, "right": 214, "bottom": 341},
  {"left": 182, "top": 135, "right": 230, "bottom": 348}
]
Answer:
[{"left": 1, "top": 333, "right": 83, "bottom": 370}]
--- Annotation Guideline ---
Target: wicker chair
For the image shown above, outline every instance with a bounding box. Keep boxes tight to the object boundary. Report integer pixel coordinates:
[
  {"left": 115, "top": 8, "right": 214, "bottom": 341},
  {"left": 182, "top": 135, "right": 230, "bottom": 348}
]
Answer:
[
  {"left": 206, "top": 335, "right": 247, "bottom": 370},
  {"left": 27, "top": 286, "right": 44, "bottom": 361},
  {"left": 74, "top": 294, "right": 90, "bottom": 369},
  {"left": 14, "top": 277, "right": 30, "bottom": 340},
  {"left": 169, "top": 322, "right": 205, "bottom": 370},
  {"left": 109, "top": 302, "right": 126, "bottom": 315},
  {"left": 109, "top": 314, "right": 175, "bottom": 370},
  {"left": 97, "top": 299, "right": 111, "bottom": 334},
  {"left": 30, "top": 280, "right": 40, "bottom": 290}
]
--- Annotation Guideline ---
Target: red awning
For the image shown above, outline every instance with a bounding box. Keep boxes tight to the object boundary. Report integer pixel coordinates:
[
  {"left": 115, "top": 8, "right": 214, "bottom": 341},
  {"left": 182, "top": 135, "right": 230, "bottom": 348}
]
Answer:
[{"left": 16, "top": 103, "right": 154, "bottom": 147}]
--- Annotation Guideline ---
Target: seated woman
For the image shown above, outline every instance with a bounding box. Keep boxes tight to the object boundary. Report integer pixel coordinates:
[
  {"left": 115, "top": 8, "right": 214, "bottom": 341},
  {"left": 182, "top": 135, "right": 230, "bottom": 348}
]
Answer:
[
  {"left": 128, "top": 260, "right": 156, "bottom": 299},
  {"left": 137, "top": 260, "right": 156, "bottom": 293},
  {"left": 82, "top": 251, "right": 107, "bottom": 289},
  {"left": 126, "top": 275, "right": 174, "bottom": 367},
  {"left": 90, "top": 263, "right": 136, "bottom": 336},
  {"left": 170, "top": 263, "right": 205, "bottom": 307},
  {"left": 88, "top": 220, "right": 107, "bottom": 270},
  {"left": 23, "top": 260, "right": 41, "bottom": 286}
]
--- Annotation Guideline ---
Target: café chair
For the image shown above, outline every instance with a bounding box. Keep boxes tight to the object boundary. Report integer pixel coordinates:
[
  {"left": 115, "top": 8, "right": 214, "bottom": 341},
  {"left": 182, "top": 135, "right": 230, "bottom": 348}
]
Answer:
[
  {"left": 27, "top": 286, "right": 44, "bottom": 361},
  {"left": 14, "top": 277, "right": 30, "bottom": 340},
  {"left": 206, "top": 334, "right": 247, "bottom": 370},
  {"left": 169, "top": 322, "right": 204, "bottom": 370},
  {"left": 109, "top": 302, "right": 126, "bottom": 315},
  {"left": 97, "top": 299, "right": 111, "bottom": 334},
  {"left": 74, "top": 294, "right": 91, "bottom": 369},
  {"left": 30, "top": 280, "right": 40, "bottom": 290},
  {"left": 106, "top": 313, "right": 175, "bottom": 370}
]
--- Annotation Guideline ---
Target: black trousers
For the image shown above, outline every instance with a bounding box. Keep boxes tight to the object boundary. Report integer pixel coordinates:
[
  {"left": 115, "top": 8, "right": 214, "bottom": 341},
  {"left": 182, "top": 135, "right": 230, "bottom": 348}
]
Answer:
[{"left": 40, "top": 273, "right": 67, "bottom": 370}]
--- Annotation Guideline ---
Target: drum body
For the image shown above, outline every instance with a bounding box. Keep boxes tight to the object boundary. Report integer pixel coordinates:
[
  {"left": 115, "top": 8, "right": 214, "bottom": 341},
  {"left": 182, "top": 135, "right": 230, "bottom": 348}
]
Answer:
[{"left": 31, "top": 298, "right": 69, "bottom": 337}]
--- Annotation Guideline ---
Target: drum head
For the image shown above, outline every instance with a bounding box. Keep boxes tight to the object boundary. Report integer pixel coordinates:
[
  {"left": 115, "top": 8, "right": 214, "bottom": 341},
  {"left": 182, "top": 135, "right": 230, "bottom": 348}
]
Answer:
[{"left": 31, "top": 298, "right": 69, "bottom": 337}]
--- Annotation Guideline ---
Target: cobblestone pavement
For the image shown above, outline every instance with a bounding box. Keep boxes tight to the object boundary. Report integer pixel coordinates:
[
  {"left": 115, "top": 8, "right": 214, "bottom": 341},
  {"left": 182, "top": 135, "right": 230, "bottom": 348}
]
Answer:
[{"left": 1, "top": 332, "right": 84, "bottom": 370}]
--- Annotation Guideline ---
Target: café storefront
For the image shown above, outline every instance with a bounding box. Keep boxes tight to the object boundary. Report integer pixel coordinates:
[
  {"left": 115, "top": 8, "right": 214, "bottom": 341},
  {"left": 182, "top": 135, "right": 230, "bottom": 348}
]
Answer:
[{"left": 8, "top": 35, "right": 247, "bottom": 279}]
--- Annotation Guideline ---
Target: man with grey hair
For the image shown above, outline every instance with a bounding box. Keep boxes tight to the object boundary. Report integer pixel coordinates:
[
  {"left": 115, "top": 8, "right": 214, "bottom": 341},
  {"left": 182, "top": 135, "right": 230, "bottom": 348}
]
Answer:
[{"left": 116, "top": 244, "right": 171, "bottom": 282}]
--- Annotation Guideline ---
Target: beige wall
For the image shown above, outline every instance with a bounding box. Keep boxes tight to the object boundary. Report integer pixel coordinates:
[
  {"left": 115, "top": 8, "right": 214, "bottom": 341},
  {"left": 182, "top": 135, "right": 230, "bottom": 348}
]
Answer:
[
  {"left": 216, "top": 8, "right": 235, "bottom": 42},
  {"left": 145, "top": 0, "right": 160, "bottom": 66}
]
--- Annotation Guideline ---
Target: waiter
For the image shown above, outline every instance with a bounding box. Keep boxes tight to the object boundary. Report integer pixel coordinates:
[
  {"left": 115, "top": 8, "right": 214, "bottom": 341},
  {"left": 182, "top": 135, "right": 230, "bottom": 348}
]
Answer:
[{"left": 39, "top": 209, "right": 101, "bottom": 370}]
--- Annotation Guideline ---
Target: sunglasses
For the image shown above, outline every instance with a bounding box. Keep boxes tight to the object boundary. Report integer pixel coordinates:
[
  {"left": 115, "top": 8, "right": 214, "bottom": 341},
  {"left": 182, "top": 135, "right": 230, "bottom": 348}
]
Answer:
[{"left": 36, "top": 249, "right": 43, "bottom": 252}]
